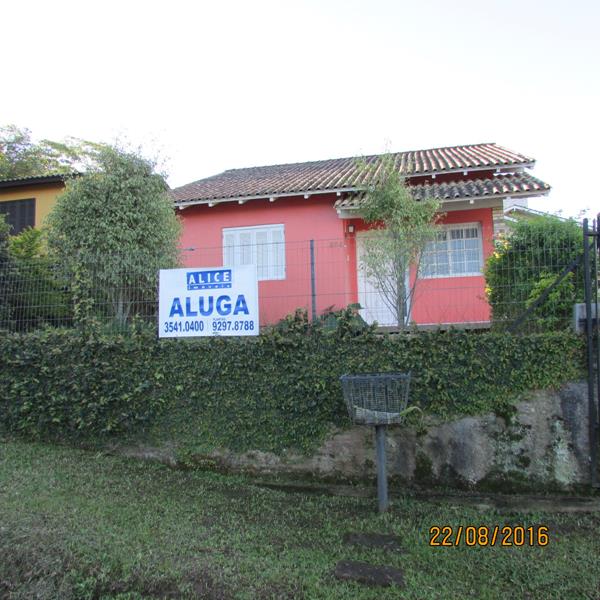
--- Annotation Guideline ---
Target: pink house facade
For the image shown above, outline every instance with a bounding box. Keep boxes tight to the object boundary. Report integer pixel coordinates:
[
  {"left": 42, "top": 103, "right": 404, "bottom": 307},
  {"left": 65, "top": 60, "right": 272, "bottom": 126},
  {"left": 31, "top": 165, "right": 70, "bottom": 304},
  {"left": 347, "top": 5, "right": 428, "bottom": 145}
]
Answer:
[{"left": 173, "top": 143, "right": 550, "bottom": 328}]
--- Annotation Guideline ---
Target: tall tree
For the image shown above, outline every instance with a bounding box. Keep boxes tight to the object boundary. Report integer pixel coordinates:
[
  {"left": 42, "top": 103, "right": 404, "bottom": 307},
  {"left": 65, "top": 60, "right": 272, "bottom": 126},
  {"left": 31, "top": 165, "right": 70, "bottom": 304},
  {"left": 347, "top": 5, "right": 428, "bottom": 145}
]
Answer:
[
  {"left": 0, "top": 125, "right": 101, "bottom": 179},
  {"left": 46, "top": 145, "right": 181, "bottom": 326},
  {"left": 358, "top": 154, "right": 441, "bottom": 328}
]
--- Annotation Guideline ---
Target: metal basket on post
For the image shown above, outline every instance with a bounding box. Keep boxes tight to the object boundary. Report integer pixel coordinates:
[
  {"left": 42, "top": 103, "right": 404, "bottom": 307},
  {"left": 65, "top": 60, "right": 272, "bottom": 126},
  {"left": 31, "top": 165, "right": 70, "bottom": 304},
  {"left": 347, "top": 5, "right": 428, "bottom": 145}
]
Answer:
[{"left": 340, "top": 373, "right": 412, "bottom": 513}]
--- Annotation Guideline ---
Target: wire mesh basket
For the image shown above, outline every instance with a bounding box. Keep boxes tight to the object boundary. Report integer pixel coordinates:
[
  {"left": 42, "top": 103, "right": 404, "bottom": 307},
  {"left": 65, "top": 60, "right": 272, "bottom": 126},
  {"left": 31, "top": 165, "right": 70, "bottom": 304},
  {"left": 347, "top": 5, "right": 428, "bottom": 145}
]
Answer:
[{"left": 340, "top": 373, "right": 412, "bottom": 425}]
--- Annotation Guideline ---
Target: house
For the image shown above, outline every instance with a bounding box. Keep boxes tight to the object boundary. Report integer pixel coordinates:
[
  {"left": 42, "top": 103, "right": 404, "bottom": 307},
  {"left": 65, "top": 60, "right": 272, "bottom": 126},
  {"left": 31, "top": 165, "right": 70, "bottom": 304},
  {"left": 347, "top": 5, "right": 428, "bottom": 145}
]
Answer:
[
  {"left": 0, "top": 174, "right": 68, "bottom": 235},
  {"left": 172, "top": 143, "right": 551, "bottom": 327}
]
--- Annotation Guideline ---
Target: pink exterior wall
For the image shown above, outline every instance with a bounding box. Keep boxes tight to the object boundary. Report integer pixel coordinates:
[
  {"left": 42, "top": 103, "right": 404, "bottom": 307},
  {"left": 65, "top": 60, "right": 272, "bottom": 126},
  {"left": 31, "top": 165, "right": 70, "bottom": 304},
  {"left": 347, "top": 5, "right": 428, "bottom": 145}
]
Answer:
[
  {"left": 179, "top": 196, "right": 495, "bottom": 327},
  {"left": 180, "top": 194, "right": 353, "bottom": 325},
  {"left": 409, "top": 208, "right": 494, "bottom": 325},
  {"left": 346, "top": 207, "right": 494, "bottom": 325}
]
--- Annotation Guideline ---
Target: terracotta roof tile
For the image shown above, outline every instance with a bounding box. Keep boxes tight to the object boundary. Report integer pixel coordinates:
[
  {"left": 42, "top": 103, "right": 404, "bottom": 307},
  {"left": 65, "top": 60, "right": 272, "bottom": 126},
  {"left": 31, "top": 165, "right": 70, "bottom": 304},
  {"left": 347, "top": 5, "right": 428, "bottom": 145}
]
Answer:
[
  {"left": 173, "top": 143, "right": 535, "bottom": 204},
  {"left": 334, "top": 174, "right": 550, "bottom": 210}
]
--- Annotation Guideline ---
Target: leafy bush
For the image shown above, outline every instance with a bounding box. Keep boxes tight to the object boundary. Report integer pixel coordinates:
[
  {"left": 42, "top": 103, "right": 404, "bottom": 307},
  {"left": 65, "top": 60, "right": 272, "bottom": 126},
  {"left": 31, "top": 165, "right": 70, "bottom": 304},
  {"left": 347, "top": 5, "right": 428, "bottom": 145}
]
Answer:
[
  {"left": 485, "top": 215, "right": 582, "bottom": 329},
  {"left": 525, "top": 271, "right": 576, "bottom": 330},
  {"left": 0, "top": 315, "right": 585, "bottom": 453},
  {"left": 46, "top": 145, "right": 181, "bottom": 327},
  {"left": 5, "top": 228, "right": 72, "bottom": 330}
]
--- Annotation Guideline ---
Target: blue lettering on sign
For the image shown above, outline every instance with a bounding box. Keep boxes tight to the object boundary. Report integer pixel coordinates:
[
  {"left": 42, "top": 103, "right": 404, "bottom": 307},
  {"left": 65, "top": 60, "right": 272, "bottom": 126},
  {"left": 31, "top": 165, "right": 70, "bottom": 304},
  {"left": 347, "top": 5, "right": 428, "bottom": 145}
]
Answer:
[
  {"left": 169, "top": 298, "right": 184, "bottom": 317},
  {"left": 185, "top": 297, "right": 197, "bottom": 317},
  {"left": 216, "top": 296, "right": 231, "bottom": 315},
  {"left": 234, "top": 295, "right": 249, "bottom": 315},
  {"left": 168, "top": 294, "right": 250, "bottom": 318},
  {"left": 187, "top": 269, "right": 232, "bottom": 290},
  {"left": 199, "top": 296, "right": 213, "bottom": 317}
]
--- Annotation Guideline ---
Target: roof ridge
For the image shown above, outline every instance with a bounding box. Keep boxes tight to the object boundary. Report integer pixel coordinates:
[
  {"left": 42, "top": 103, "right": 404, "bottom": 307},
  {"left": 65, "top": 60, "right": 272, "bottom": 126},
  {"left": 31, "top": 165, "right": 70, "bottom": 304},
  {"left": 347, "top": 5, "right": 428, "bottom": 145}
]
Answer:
[{"left": 219, "top": 142, "right": 499, "bottom": 175}]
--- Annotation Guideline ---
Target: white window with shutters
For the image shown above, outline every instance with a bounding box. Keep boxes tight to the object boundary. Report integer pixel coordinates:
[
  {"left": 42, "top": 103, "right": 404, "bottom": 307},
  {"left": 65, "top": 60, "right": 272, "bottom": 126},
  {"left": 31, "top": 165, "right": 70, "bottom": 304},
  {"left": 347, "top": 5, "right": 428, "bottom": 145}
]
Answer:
[
  {"left": 222, "top": 224, "right": 285, "bottom": 281},
  {"left": 420, "top": 223, "right": 483, "bottom": 278}
]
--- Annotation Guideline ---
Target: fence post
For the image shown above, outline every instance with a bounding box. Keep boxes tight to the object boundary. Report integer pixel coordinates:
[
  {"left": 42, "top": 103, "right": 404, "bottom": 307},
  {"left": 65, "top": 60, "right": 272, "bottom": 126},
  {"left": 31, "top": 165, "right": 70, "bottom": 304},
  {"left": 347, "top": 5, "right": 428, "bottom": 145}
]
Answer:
[
  {"left": 595, "top": 217, "right": 600, "bottom": 464},
  {"left": 375, "top": 424, "right": 389, "bottom": 513},
  {"left": 583, "top": 218, "right": 598, "bottom": 487},
  {"left": 310, "top": 239, "right": 317, "bottom": 322}
]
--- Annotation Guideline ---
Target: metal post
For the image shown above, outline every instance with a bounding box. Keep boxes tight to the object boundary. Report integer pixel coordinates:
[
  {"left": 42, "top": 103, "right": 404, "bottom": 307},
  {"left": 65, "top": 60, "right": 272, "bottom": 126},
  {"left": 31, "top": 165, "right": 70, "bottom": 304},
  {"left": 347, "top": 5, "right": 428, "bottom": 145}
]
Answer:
[
  {"left": 375, "top": 425, "right": 389, "bottom": 513},
  {"left": 310, "top": 239, "right": 317, "bottom": 322},
  {"left": 594, "top": 217, "right": 600, "bottom": 481},
  {"left": 583, "top": 219, "right": 598, "bottom": 487}
]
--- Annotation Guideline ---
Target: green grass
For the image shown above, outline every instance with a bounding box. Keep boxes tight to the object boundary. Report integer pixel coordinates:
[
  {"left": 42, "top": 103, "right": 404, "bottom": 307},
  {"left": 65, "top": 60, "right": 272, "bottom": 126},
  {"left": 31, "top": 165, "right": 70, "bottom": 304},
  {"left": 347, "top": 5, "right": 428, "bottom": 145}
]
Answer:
[{"left": 1, "top": 437, "right": 599, "bottom": 599}]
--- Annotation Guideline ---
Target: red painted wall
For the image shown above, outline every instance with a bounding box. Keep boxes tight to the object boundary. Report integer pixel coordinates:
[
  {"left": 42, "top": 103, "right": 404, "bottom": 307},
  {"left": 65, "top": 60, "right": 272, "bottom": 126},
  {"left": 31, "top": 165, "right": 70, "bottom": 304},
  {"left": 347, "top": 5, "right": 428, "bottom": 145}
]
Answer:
[
  {"left": 409, "top": 208, "right": 493, "bottom": 325},
  {"left": 346, "top": 207, "right": 494, "bottom": 324},
  {"left": 180, "top": 194, "right": 353, "bottom": 324},
  {"left": 179, "top": 196, "right": 495, "bottom": 326}
]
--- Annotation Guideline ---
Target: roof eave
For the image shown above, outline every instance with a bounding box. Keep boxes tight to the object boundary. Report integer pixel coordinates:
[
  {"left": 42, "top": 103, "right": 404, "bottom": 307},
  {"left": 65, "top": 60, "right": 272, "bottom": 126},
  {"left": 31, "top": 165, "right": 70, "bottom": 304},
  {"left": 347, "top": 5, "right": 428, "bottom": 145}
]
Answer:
[
  {"left": 0, "top": 173, "right": 76, "bottom": 190},
  {"left": 410, "top": 161, "right": 534, "bottom": 178},
  {"left": 175, "top": 186, "right": 363, "bottom": 209},
  {"left": 335, "top": 189, "right": 550, "bottom": 218}
]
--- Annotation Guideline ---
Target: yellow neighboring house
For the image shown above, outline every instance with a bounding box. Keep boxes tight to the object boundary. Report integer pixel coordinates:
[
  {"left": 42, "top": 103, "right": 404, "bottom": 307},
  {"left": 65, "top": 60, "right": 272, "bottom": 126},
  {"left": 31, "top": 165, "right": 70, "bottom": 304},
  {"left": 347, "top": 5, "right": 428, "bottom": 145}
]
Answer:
[{"left": 0, "top": 174, "right": 69, "bottom": 235}]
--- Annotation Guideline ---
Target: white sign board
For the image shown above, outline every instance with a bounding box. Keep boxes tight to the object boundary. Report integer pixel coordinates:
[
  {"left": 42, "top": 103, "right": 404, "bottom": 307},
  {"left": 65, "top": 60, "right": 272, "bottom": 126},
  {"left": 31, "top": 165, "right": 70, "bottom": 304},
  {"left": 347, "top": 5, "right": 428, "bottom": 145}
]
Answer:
[{"left": 158, "top": 265, "right": 259, "bottom": 337}]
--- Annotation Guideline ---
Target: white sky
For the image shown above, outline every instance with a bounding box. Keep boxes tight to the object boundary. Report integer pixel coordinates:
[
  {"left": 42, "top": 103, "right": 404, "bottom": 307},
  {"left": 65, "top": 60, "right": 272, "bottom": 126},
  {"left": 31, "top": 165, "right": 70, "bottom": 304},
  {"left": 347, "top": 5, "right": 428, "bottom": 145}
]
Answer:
[{"left": 2, "top": 0, "right": 599, "bottom": 219}]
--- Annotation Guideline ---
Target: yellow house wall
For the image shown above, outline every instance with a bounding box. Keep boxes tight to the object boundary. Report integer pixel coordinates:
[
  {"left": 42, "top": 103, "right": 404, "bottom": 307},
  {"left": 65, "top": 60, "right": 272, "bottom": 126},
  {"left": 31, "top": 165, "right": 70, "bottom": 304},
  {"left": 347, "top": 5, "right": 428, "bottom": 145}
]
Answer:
[{"left": 0, "top": 182, "right": 65, "bottom": 229}]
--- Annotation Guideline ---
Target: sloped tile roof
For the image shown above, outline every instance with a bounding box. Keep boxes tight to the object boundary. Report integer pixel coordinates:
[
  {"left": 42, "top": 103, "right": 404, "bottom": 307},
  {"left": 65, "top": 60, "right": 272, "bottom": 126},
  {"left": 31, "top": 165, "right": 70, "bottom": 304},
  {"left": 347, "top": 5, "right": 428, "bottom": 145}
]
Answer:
[
  {"left": 173, "top": 143, "right": 535, "bottom": 204},
  {"left": 334, "top": 174, "right": 550, "bottom": 211},
  {"left": 0, "top": 173, "right": 75, "bottom": 189}
]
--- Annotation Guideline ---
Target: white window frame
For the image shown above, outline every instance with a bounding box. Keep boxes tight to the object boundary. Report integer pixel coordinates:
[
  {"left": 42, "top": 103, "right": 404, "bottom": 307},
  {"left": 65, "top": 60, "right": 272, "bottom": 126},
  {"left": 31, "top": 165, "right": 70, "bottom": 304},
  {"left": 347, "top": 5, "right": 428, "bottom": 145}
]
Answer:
[
  {"left": 222, "top": 224, "right": 286, "bottom": 281},
  {"left": 419, "top": 222, "right": 484, "bottom": 279}
]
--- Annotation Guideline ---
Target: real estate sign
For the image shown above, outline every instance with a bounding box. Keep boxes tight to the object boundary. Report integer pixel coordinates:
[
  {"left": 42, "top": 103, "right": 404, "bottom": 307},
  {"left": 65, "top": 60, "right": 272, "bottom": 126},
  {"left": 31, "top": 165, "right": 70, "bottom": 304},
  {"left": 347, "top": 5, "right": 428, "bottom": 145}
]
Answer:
[{"left": 158, "top": 265, "right": 259, "bottom": 337}]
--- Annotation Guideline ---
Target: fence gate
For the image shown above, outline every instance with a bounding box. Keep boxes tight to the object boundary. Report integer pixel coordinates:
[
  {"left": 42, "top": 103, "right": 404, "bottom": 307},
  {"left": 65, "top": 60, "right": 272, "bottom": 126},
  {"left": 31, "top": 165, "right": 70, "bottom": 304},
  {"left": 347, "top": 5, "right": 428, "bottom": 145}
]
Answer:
[
  {"left": 583, "top": 216, "right": 600, "bottom": 487},
  {"left": 507, "top": 215, "right": 600, "bottom": 488}
]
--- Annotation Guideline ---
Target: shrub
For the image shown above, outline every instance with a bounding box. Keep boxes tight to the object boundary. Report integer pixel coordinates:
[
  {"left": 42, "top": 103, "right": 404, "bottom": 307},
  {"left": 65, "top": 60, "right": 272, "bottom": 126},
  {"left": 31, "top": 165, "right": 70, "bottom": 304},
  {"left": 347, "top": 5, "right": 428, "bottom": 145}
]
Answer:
[
  {"left": 5, "top": 228, "right": 72, "bottom": 330},
  {"left": 0, "top": 316, "right": 585, "bottom": 453},
  {"left": 485, "top": 215, "right": 582, "bottom": 329}
]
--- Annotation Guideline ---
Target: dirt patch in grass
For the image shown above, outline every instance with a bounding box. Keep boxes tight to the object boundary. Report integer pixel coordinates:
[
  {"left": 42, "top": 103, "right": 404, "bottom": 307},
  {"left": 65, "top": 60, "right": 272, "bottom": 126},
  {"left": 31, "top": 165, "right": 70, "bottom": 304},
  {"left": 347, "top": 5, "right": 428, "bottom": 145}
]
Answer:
[
  {"left": 334, "top": 560, "right": 405, "bottom": 587},
  {"left": 343, "top": 532, "right": 404, "bottom": 552}
]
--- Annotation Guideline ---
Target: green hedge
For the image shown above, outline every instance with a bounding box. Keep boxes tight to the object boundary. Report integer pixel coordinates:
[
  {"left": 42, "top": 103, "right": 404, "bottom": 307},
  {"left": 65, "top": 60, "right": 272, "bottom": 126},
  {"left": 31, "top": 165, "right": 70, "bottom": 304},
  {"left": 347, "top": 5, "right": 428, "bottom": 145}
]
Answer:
[{"left": 0, "top": 318, "right": 585, "bottom": 454}]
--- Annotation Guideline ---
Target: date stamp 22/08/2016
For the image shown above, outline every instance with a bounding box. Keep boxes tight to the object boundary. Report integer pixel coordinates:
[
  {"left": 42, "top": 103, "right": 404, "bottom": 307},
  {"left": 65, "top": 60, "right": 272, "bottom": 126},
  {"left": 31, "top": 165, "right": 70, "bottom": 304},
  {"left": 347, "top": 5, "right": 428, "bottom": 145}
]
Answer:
[{"left": 429, "top": 525, "right": 549, "bottom": 547}]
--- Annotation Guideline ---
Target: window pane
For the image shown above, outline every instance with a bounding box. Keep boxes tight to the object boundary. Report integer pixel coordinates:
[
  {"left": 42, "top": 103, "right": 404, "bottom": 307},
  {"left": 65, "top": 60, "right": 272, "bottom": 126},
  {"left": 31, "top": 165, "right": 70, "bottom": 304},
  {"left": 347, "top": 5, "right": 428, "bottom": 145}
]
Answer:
[
  {"left": 271, "top": 228, "right": 285, "bottom": 279},
  {"left": 223, "top": 233, "right": 235, "bottom": 266},
  {"left": 239, "top": 232, "right": 253, "bottom": 265},
  {"left": 421, "top": 224, "right": 481, "bottom": 278},
  {"left": 0, "top": 198, "right": 35, "bottom": 235},
  {"left": 222, "top": 225, "right": 285, "bottom": 280},
  {"left": 256, "top": 230, "right": 269, "bottom": 279},
  {"left": 435, "top": 260, "right": 450, "bottom": 276}
]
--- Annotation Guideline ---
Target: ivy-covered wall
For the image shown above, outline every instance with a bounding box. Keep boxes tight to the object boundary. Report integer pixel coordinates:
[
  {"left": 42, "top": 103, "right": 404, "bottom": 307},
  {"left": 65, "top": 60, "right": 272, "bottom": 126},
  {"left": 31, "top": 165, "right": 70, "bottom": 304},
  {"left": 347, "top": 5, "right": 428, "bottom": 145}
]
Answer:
[{"left": 0, "top": 317, "right": 585, "bottom": 454}]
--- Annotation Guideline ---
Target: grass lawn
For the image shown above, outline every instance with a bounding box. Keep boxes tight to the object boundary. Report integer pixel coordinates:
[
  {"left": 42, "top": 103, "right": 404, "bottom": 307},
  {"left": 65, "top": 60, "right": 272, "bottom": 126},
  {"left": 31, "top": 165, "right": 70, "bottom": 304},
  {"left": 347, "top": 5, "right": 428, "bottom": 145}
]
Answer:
[{"left": 1, "top": 438, "right": 599, "bottom": 599}]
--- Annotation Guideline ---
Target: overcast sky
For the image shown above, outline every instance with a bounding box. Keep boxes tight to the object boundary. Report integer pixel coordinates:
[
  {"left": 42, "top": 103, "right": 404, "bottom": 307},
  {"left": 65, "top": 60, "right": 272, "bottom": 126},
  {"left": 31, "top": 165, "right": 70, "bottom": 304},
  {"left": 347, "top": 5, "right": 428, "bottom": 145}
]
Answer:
[{"left": 3, "top": 0, "right": 598, "bottom": 218}]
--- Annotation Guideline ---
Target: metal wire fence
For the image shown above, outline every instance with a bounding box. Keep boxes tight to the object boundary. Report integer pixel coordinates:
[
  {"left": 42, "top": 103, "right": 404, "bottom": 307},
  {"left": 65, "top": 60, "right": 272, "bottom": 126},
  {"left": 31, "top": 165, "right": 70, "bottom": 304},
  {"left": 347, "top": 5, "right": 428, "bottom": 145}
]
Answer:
[{"left": 0, "top": 224, "right": 595, "bottom": 333}]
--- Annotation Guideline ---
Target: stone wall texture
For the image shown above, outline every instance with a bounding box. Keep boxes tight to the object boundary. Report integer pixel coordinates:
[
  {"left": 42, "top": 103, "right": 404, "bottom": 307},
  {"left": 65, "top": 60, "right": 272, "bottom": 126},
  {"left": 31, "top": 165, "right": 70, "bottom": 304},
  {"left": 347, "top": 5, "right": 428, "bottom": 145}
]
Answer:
[{"left": 118, "top": 382, "right": 592, "bottom": 490}]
